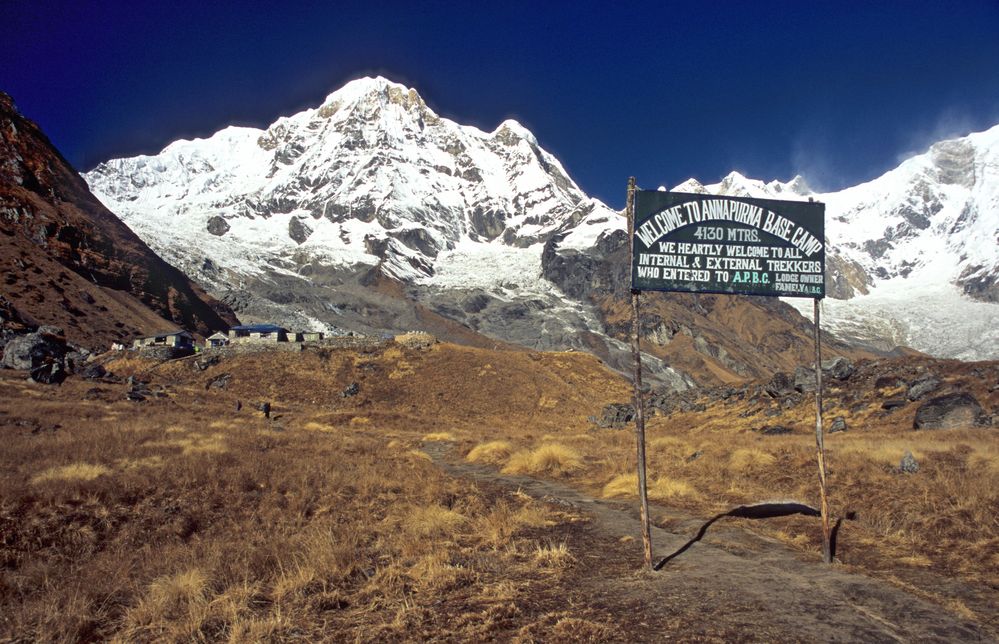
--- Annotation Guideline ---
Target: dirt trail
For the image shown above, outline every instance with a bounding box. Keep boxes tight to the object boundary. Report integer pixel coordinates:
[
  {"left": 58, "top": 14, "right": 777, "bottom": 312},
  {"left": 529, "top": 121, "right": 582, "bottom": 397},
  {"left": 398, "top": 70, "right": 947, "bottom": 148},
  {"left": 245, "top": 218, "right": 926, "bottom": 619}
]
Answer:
[{"left": 424, "top": 441, "right": 997, "bottom": 643}]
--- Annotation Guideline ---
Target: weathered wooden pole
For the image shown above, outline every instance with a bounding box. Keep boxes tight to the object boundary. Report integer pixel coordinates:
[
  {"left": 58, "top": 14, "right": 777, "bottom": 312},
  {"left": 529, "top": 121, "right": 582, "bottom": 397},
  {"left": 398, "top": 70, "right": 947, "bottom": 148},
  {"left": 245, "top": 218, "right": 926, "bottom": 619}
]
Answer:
[
  {"left": 626, "top": 176, "right": 653, "bottom": 569},
  {"left": 813, "top": 298, "right": 832, "bottom": 563}
]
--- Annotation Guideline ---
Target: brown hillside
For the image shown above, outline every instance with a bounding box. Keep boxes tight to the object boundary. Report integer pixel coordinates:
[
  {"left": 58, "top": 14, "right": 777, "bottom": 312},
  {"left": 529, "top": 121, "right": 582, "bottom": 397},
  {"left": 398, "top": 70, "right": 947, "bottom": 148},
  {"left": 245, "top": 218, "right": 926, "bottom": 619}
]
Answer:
[
  {"left": 543, "top": 230, "right": 888, "bottom": 386},
  {"left": 148, "top": 340, "right": 631, "bottom": 430},
  {"left": 599, "top": 291, "right": 883, "bottom": 386},
  {"left": 0, "top": 92, "right": 238, "bottom": 348}
]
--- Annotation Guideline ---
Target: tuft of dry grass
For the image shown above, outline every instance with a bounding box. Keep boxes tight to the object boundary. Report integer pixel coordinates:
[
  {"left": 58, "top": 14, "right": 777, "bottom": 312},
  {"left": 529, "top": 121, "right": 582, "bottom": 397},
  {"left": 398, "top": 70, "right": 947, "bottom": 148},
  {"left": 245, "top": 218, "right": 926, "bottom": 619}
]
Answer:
[
  {"left": 602, "top": 472, "right": 697, "bottom": 501},
  {"left": 407, "top": 449, "right": 433, "bottom": 461},
  {"left": 466, "top": 440, "right": 513, "bottom": 465},
  {"left": 502, "top": 444, "right": 582, "bottom": 476},
  {"left": 145, "top": 433, "right": 227, "bottom": 455},
  {"left": 404, "top": 505, "right": 467, "bottom": 538},
  {"left": 729, "top": 448, "right": 777, "bottom": 471},
  {"left": 32, "top": 463, "right": 111, "bottom": 484},
  {"left": 408, "top": 551, "right": 476, "bottom": 592},
  {"left": 302, "top": 421, "right": 335, "bottom": 432},
  {"left": 422, "top": 431, "right": 456, "bottom": 442},
  {"left": 474, "top": 501, "right": 551, "bottom": 548},
  {"left": 533, "top": 542, "right": 574, "bottom": 569}
]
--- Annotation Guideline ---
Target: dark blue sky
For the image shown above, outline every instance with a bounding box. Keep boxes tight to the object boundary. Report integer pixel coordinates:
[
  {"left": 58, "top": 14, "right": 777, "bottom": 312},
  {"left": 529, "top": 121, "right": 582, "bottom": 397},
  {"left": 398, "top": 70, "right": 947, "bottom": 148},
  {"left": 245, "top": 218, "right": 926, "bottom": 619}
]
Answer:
[{"left": 3, "top": 1, "right": 999, "bottom": 208}]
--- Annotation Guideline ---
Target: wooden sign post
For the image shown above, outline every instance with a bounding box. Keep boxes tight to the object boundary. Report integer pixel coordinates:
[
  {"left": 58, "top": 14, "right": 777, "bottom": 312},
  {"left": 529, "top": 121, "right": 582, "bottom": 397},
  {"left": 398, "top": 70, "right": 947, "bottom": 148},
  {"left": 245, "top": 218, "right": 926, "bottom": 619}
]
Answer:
[
  {"left": 627, "top": 186, "right": 833, "bottom": 565},
  {"left": 812, "top": 298, "right": 832, "bottom": 563},
  {"left": 626, "top": 176, "right": 654, "bottom": 570}
]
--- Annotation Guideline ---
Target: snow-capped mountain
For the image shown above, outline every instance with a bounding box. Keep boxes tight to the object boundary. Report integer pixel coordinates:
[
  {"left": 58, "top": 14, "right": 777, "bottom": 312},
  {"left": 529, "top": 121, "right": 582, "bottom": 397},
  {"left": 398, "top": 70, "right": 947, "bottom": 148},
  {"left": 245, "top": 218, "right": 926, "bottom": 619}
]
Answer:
[
  {"left": 84, "top": 76, "right": 999, "bottom": 371},
  {"left": 628, "top": 125, "right": 999, "bottom": 359},
  {"left": 84, "top": 77, "right": 696, "bottom": 389},
  {"left": 86, "top": 77, "right": 608, "bottom": 286}
]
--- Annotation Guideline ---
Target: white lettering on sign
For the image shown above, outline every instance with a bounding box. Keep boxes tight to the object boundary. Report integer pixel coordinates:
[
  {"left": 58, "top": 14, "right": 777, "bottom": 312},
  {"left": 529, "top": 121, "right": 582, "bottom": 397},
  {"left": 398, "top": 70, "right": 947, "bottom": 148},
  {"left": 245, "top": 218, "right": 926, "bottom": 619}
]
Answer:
[{"left": 636, "top": 199, "right": 822, "bottom": 256}]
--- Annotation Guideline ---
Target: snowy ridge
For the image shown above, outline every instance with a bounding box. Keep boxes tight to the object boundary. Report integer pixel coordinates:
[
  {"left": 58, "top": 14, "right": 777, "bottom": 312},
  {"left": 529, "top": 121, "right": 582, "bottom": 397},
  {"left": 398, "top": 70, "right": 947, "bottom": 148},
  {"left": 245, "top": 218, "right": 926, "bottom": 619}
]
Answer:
[{"left": 86, "top": 76, "right": 617, "bottom": 287}]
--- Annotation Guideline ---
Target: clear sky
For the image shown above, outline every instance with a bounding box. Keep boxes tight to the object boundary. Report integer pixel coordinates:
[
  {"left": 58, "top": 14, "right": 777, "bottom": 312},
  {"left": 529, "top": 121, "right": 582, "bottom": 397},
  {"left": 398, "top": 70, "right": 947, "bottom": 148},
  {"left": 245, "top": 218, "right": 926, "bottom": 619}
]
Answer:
[{"left": 3, "top": 1, "right": 999, "bottom": 208}]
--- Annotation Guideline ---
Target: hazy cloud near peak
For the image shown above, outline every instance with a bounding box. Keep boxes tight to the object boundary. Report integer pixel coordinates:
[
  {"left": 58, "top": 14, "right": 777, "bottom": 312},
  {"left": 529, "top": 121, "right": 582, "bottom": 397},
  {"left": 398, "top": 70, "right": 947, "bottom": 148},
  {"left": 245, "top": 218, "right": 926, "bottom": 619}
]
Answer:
[
  {"left": 790, "top": 126, "right": 837, "bottom": 194},
  {"left": 895, "top": 108, "right": 979, "bottom": 163}
]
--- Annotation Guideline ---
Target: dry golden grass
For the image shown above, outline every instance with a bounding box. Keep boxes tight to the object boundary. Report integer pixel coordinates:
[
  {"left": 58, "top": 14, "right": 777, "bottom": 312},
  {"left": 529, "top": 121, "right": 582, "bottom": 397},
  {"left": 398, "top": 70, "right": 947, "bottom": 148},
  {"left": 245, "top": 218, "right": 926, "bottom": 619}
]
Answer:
[
  {"left": 404, "top": 505, "right": 467, "bottom": 538},
  {"left": 422, "top": 431, "right": 456, "bottom": 441},
  {"left": 834, "top": 437, "right": 933, "bottom": 465},
  {"left": 122, "top": 568, "right": 210, "bottom": 637},
  {"left": 145, "top": 432, "right": 227, "bottom": 455},
  {"left": 502, "top": 444, "right": 583, "bottom": 476},
  {"left": 116, "top": 455, "right": 165, "bottom": 470},
  {"left": 474, "top": 501, "right": 552, "bottom": 549},
  {"left": 533, "top": 541, "right": 574, "bottom": 569},
  {"left": 602, "top": 472, "right": 698, "bottom": 501},
  {"left": 729, "top": 448, "right": 777, "bottom": 471},
  {"left": 466, "top": 440, "right": 513, "bottom": 464},
  {"left": 32, "top": 463, "right": 111, "bottom": 484},
  {"left": 3, "top": 345, "right": 996, "bottom": 639},
  {"left": 301, "top": 420, "right": 334, "bottom": 432},
  {"left": 408, "top": 551, "right": 476, "bottom": 592},
  {"left": 0, "top": 357, "right": 612, "bottom": 642}
]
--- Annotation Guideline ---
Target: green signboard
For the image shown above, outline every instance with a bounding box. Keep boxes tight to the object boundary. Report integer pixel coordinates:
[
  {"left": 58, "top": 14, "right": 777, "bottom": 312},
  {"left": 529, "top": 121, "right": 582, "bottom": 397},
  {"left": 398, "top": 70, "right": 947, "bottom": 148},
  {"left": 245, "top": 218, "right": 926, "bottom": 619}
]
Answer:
[{"left": 631, "top": 191, "right": 825, "bottom": 298}]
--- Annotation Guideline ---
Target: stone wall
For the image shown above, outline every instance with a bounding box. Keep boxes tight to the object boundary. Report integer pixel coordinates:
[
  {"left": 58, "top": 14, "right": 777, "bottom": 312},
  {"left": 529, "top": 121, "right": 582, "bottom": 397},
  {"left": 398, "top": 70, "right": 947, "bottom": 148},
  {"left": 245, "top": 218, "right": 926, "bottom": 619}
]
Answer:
[{"left": 203, "top": 333, "right": 388, "bottom": 357}]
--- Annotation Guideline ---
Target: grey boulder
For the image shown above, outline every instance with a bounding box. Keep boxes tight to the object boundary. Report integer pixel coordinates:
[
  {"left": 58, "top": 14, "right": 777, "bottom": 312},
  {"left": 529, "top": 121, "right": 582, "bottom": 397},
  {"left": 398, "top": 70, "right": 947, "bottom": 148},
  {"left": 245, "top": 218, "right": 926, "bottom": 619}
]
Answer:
[
  {"left": 913, "top": 393, "right": 988, "bottom": 430},
  {"left": 1, "top": 326, "right": 67, "bottom": 371}
]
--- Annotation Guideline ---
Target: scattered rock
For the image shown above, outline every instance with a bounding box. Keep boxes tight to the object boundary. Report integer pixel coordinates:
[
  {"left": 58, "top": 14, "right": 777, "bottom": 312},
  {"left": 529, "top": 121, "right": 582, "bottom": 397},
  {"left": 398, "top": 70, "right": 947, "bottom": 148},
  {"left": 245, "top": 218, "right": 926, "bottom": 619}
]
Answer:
[
  {"left": 194, "top": 355, "right": 222, "bottom": 371},
  {"left": 0, "top": 326, "right": 67, "bottom": 371},
  {"left": 829, "top": 417, "right": 847, "bottom": 433},
  {"left": 874, "top": 375, "right": 905, "bottom": 390},
  {"left": 780, "top": 394, "right": 802, "bottom": 409},
  {"left": 822, "top": 357, "right": 856, "bottom": 381},
  {"left": 906, "top": 376, "right": 940, "bottom": 401},
  {"left": 759, "top": 425, "right": 793, "bottom": 435},
  {"left": 792, "top": 358, "right": 855, "bottom": 394},
  {"left": 259, "top": 402, "right": 271, "bottom": 419},
  {"left": 235, "top": 400, "right": 242, "bottom": 412},
  {"left": 64, "top": 348, "right": 90, "bottom": 372},
  {"left": 288, "top": 216, "right": 314, "bottom": 244},
  {"left": 913, "top": 393, "right": 988, "bottom": 430},
  {"left": 881, "top": 398, "right": 907, "bottom": 411},
  {"left": 205, "top": 373, "right": 232, "bottom": 390},
  {"left": 898, "top": 451, "right": 919, "bottom": 474},
  {"left": 793, "top": 366, "right": 816, "bottom": 393},
  {"left": 596, "top": 403, "right": 635, "bottom": 429},
  {"left": 765, "top": 372, "right": 795, "bottom": 399},
  {"left": 685, "top": 450, "right": 703, "bottom": 462},
  {"left": 206, "top": 215, "right": 230, "bottom": 236},
  {"left": 78, "top": 363, "right": 107, "bottom": 380},
  {"left": 29, "top": 361, "right": 65, "bottom": 384},
  {"left": 646, "top": 391, "right": 704, "bottom": 415},
  {"left": 84, "top": 387, "right": 109, "bottom": 401},
  {"left": 341, "top": 382, "right": 360, "bottom": 398},
  {"left": 124, "top": 376, "right": 161, "bottom": 402}
]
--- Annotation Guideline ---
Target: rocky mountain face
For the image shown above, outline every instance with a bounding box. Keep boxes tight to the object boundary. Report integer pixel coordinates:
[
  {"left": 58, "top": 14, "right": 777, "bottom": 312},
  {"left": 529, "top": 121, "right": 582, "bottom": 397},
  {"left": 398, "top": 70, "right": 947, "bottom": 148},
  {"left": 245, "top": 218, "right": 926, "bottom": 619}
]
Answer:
[
  {"left": 82, "top": 77, "right": 996, "bottom": 386},
  {"left": 0, "top": 92, "right": 239, "bottom": 351}
]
